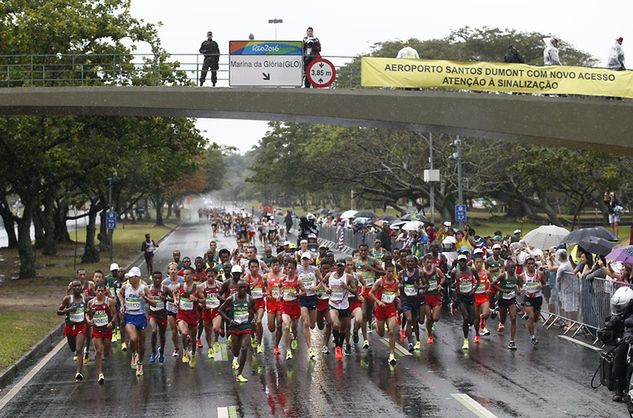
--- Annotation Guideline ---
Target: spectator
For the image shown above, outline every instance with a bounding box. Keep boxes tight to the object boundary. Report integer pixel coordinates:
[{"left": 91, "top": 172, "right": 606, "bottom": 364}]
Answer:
[
  {"left": 284, "top": 210, "right": 294, "bottom": 233},
  {"left": 377, "top": 224, "right": 392, "bottom": 252},
  {"left": 303, "top": 27, "right": 321, "bottom": 88},
  {"left": 556, "top": 249, "right": 579, "bottom": 327},
  {"left": 199, "top": 31, "right": 220, "bottom": 87},
  {"left": 396, "top": 41, "right": 420, "bottom": 59},
  {"left": 543, "top": 37, "right": 561, "bottom": 66},
  {"left": 607, "top": 37, "right": 625, "bottom": 71},
  {"left": 141, "top": 233, "right": 158, "bottom": 274},
  {"left": 504, "top": 45, "right": 525, "bottom": 63},
  {"left": 604, "top": 191, "right": 623, "bottom": 237},
  {"left": 510, "top": 229, "right": 522, "bottom": 243}
]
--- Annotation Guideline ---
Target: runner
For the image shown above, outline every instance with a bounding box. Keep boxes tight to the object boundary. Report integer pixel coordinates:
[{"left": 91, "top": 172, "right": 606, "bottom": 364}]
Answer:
[
  {"left": 521, "top": 255, "right": 546, "bottom": 346},
  {"left": 57, "top": 280, "right": 88, "bottom": 382},
  {"left": 175, "top": 267, "right": 203, "bottom": 368},
  {"left": 355, "top": 244, "right": 384, "bottom": 349},
  {"left": 245, "top": 258, "right": 267, "bottom": 354},
  {"left": 316, "top": 258, "right": 334, "bottom": 354},
  {"left": 201, "top": 268, "right": 223, "bottom": 359},
  {"left": 451, "top": 254, "right": 480, "bottom": 351},
  {"left": 162, "top": 262, "right": 183, "bottom": 357},
  {"left": 118, "top": 267, "right": 155, "bottom": 376},
  {"left": 218, "top": 280, "right": 255, "bottom": 383},
  {"left": 493, "top": 259, "right": 520, "bottom": 350},
  {"left": 421, "top": 254, "right": 446, "bottom": 344},
  {"left": 106, "top": 263, "right": 124, "bottom": 345},
  {"left": 472, "top": 249, "right": 492, "bottom": 337},
  {"left": 281, "top": 259, "right": 306, "bottom": 360},
  {"left": 485, "top": 243, "right": 505, "bottom": 319},
  {"left": 67, "top": 269, "right": 94, "bottom": 364},
  {"left": 147, "top": 271, "right": 170, "bottom": 365},
  {"left": 265, "top": 257, "right": 284, "bottom": 355},
  {"left": 399, "top": 255, "right": 421, "bottom": 352},
  {"left": 371, "top": 239, "right": 385, "bottom": 261},
  {"left": 193, "top": 256, "right": 207, "bottom": 349},
  {"left": 325, "top": 258, "right": 355, "bottom": 360},
  {"left": 347, "top": 257, "right": 367, "bottom": 352},
  {"left": 370, "top": 261, "right": 400, "bottom": 366},
  {"left": 298, "top": 252, "right": 324, "bottom": 360},
  {"left": 87, "top": 283, "right": 116, "bottom": 384}
]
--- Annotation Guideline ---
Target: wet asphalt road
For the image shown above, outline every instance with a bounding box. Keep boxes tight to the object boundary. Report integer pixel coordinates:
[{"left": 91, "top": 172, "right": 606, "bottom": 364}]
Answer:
[{"left": 0, "top": 219, "right": 626, "bottom": 417}]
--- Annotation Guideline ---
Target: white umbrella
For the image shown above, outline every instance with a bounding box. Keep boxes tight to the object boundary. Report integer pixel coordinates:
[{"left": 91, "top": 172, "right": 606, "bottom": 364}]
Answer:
[
  {"left": 402, "top": 221, "right": 424, "bottom": 231},
  {"left": 340, "top": 210, "right": 358, "bottom": 219},
  {"left": 523, "top": 225, "right": 570, "bottom": 250},
  {"left": 390, "top": 221, "right": 407, "bottom": 230}
]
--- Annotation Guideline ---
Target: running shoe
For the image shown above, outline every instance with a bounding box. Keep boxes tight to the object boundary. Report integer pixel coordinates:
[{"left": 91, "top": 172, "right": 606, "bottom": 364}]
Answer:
[
  {"left": 189, "top": 354, "right": 197, "bottom": 368},
  {"left": 208, "top": 348, "right": 214, "bottom": 359},
  {"left": 353, "top": 332, "right": 359, "bottom": 344},
  {"left": 388, "top": 353, "right": 397, "bottom": 366},
  {"left": 286, "top": 349, "right": 293, "bottom": 360},
  {"left": 83, "top": 353, "right": 90, "bottom": 365},
  {"left": 531, "top": 336, "right": 539, "bottom": 346},
  {"left": 182, "top": 350, "right": 190, "bottom": 364},
  {"left": 236, "top": 374, "right": 248, "bottom": 383},
  {"left": 482, "top": 327, "right": 491, "bottom": 336},
  {"left": 309, "top": 348, "right": 317, "bottom": 360},
  {"left": 462, "top": 339, "right": 469, "bottom": 351},
  {"left": 344, "top": 344, "right": 352, "bottom": 356},
  {"left": 274, "top": 346, "right": 281, "bottom": 355},
  {"left": 362, "top": 340, "right": 370, "bottom": 349},
  {"left": 73, "top": 353, "right": 78, "bottom": 362},
  {"left": 228, "top": 335, "right": 233, "bottom": 345},
  {"left": 474, "top": 335, "right": 481, "bottom": 344},
  {"left": 291, "top": 339, "right": 298, "bottom": 350},
  {"left": 111, "top": 333, "right": 118, "bottom": 343},
  {"left": 136, "top": 363, "right": 144, "bottom": 376},
  {"left": 507, "top": 340, "right": 517, "bottom": 350},
  {"left": 335, "top": 346, "right": 343, "bottom": 360},
  {"left": 490, "top": 309, "right": 498, "bottom": 319},
  {"left": 497, "top": 323, "right": 505, "bottom": 332},
  {"left": 98, "top": 373, "right": 105, "bottom": 385},
  {"left": 408, "top": 342, "right": 414, "bottom": 353},
  {"left": 232, "top": 358, "right": 239, "bottom": 370},
  {"left": 427, "top": 336, "right": 434, "bottom": 345},
  {"left": 131, "top": 353, "right": 138, "bottom": 369},
  {"left": 158, "top": 349, "right": 165, "bottom": 365},
  {"left": 121, "top": 342, "right": 128, "bottom": 352},
  {"left": 214, "top": 342, "right": 220, "bottom": 353},
  {"left": 321, "top": 345, "right": 330, "bottom": 354},
  {"left": 414, "top": 341, "right": 421, "bottom": 351},
  {"left": 75, "top": 372, "right": 83, "bottom": 382},
  {"left": 251, "top": 338, "right": 257, "bottom": 349},
  {"left": 172, "top": 349, "right": 179, "bottom": 358},
  {"left": 256, "top": 343, "right": 263, "bottom": 354},
  {"left": 116, "top": 329, "right": 121, "bottom": 341},
  {"left": 399, "top": 329, "right": 406, "bottom": 340},
  {"left": 149, "top": 351, "right": 157, "bottom": 364}
]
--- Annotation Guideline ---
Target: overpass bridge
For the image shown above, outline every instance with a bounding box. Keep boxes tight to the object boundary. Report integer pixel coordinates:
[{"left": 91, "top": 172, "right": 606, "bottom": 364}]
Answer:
[{"left": 1, "top": 86, "right": 631, "bottom": 154}]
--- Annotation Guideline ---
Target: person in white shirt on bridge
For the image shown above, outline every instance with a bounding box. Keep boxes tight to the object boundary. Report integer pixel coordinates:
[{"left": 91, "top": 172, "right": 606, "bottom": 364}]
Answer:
[
  {"left": 607, "top": 37, "right": 625, "bottom": 71},
  {"left": 543, "top": 37, "right": 561, "bottom": 65},
  {"left": 396, "top": 41, "right": 420, "bottom": 60}
]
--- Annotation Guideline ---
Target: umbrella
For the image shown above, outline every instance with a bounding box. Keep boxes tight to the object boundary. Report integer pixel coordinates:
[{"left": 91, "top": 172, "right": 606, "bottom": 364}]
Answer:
[
  {"left": 402, "top": 221, "right": 424, "bottom": 231},
  {"left": 355, "top": 210, "right": 375, "bottom": 218},
  {"left": 353, "top": 217, "right": 371, "bottom": 225},
  {"left": 373, "top": 220, "right": 387, "bottom": 228},
  {"left": 380, "top": 215, "right": 398, "bottom": 222},
  {"left": 340, "top": 210, "right": 358, "bottom": 219},
  {"left": 606, "top": 246, "right": 633, "bottom": 266},
  {"left": 577, "top": 236, "right": 617, "bottom": 257},
  {"left": 390, "top": 221, "right": 407, "bottom": 230},
  {"left": 523, "top": 225, "right": 570, "bottom": 250},
  {"left": 562, "top": 227, "right": 618, "bottom": 244}
]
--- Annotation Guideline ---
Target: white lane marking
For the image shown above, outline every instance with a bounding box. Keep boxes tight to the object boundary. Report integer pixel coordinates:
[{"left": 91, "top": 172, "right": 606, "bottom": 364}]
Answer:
[
  {"left": 0, "top": 337, "right": 66, "bottom": 411},
  {"left": 451, "top": 393, "right": 498, "bottom": 418},
  {"left": 381, "top": 337, "right": 412, "bottom": 356},
  {"left": 217, "top": 406, "right": 229, "bottom": 418},
  {"left": 558, "top": 335, "right": 602, "bottom": 351}
]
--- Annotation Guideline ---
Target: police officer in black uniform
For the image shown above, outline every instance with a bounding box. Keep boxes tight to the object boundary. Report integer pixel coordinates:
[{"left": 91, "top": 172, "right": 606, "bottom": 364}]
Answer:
[{"left": 199, "top": 31, "right": 220, "bottom": 86}]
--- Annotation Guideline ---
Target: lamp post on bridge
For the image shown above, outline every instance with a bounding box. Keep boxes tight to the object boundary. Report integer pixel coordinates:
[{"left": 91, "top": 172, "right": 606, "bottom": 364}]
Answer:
[{"left": 268, "top": 18, "right": 283, "bottom": 40}]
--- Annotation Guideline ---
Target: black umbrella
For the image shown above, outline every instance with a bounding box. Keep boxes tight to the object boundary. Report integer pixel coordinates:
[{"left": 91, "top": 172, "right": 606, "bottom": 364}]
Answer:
[
  {"left": 355, "top": 210, "right": 375, "bottom": 218},
  {"left": 380, "top": 215, "right": 398, "bottom": 222},
  {"left": 562, "top": 227, "right": 618, "bottom": 244},
  {"left": 577, "top": 236, "right": 617, "bottom": 256}
]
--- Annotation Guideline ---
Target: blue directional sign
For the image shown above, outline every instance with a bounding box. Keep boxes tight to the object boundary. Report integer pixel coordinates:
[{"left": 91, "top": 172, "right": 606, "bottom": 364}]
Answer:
[
  {"left": 106, "top": 211, "right": 117, "bottom": 230},
  {"left": 455, "top": 204, "right": 467, "bottom": 223}
]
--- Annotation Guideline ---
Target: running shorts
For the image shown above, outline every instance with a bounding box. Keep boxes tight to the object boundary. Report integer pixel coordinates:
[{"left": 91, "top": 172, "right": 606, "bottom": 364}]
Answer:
[
  {"left": 374, "top": 304, "right": 398, "bottom": 321},
  {"left": 64, "top": 322, "right": 87, "bottom": 337},
  {"left": 124, "top": 313, "right": 147, "bottom": 330},
  {"left": 299, "top": 295, "right": 317, "bottom": 310}
]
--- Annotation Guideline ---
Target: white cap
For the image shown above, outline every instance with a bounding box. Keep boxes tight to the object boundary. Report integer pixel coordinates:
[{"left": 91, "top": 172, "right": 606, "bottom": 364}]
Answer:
[
  {"left": 473, "top": 248, "right": 484, "bottom": 256},
  {"left": 283, "top": 240, "right": 291, "bottom": 246},
  {"left": 492, "top": 244, "right": 502, "bottom": 250},
  {"left": 231, "top": 264, "right": 243, "bottom": 274},
  {"left": 442, "top": 236, "right": 457, "bottom": 245},
  {"left": 457, "top": 254, "right": 468, "bottom": 261},
  {"left": 307, "top": 233, "right": 317, "bottom": 239},
  {"left": 443, "top": 221, "right": 452, "bottom": 227},
  {"left": 301, "top": 251, "right": 312, "bottom": 260},
  {"left": 513, "top": 229, "right": 521, "bottom": 235},
  {"left": 125, "top": 266, "right": 141, "bottom": 278},
  {"left": 109, "top": 263, "right": 120, "bottom": 271},
  {"left": 300, "top": 239, "right": 308, "bottom": 244}
]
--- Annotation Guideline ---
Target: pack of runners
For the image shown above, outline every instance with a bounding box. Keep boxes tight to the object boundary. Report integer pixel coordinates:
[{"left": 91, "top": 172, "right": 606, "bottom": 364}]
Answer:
[{"left": 58, "top": 211, "right": 547, "bottom": 385}]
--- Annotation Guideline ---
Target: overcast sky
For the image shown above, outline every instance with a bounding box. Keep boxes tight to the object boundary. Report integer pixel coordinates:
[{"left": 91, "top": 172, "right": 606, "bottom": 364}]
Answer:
[{"left": 130, "top": 0, "right": 631, "bottom": 153}]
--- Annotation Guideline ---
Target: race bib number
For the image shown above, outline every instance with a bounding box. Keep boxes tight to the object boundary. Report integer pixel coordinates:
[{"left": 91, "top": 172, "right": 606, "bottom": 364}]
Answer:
[
  {"left": 93, "top": 311, "right": 108, "bottom": 327},
  {"left": 205, "top": 295, "right": 220, "bottom": 309},
  {"left": 70, "top": 306, "right": 85, "bottom": 323},
  {"left": 381, "top": 291, "right": 396, "bottom": 304},
  {"left": 283, "top": 288, "right": 297, "bottom": 301},
  {"left": 234, "top": 310, "right": 249, "bottom": 324},
  {"left": 125, "top": 296, "right": 142, "bottom": 312},
  {"left": 404, "top": 284, "right": 417, "bottom": 297},
  {"left": 330, "top": 287, "right": 344, "bottom": 302},
  {"left": 150, "top": 296, "right": 164, "bottom": 311},
  {"left": 503, "top": 290, "right": 516, "bottom": 300},
  {"left": 271, "top": 288, "right": 281, "bottom": 299},
  {"left": 180, "top": 298, "right": 194, "bottom": 311},
  {"left": 363, "top": 273, "right": 375, "bottom": 287},
  {"left": 166, "top": 301, "right": 178, "bottom": 313},
  {"left": 427, "top": 278, "right": 438, "bottom": 292},
  {"left": 251, "top": 287, "right": 263, "bottom": 299},
  {"left": 459, "top": 280, "right": 473, "bottom": 293},
  {"left": 526, "top": 281, "right": 539, "bottom": 293}
]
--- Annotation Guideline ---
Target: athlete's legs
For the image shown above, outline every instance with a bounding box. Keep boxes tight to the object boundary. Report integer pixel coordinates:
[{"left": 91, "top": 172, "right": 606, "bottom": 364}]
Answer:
[
  {"left": 509, "top": 304, "right": 518, "bottom": 341},
  {"left": 256, "top": 308, "right": 265, "bottom": 345},
  {"left": 178, "top": 320, "right": 191, "bottom": 353},
  {"left": 149, "top": 316, "right": 158, "bottom": 353},
  {"left": 93, "top": 337, "right": 104, "bottom": 376},
  {"left": 168, "top": 315, "right": 179, "bottom": 353},
  {"left": 386, "top": 316, "right": 397, "bottom": 355}
]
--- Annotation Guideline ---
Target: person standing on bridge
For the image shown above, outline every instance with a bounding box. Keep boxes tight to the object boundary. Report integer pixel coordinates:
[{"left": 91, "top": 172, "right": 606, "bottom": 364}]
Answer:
[
  {"left": 607, "top": 37, "right": 625, "bottom": 71},
  {"left": 303, "top": 27, "right": 321, "bottom": 88},
  {"left": 543, "top": 37, "right": 561, "bottom": 66},
  {"left": 199, "top": 31, "right": 220, "bottom": 87}
]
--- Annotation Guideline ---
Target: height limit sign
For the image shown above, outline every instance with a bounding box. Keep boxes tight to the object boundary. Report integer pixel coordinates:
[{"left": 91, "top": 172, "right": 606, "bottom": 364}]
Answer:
[{"left": 306, "top": 58, "right": 336, "bottom": 88}]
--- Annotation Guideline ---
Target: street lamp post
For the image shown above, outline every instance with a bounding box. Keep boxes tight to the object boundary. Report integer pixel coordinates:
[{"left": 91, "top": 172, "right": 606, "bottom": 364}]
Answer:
[
  {"left": 268, "top": 18, "right": 283, "bottom": 40},
  {"left": 108, "top": 176, "right": 113, "bottom": 262}
]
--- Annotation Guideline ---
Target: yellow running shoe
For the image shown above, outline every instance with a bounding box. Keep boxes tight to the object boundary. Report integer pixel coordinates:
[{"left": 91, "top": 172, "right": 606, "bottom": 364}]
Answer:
[
  {"left": 414, "top": 341, "right": 421, "bottom": 351},
  {"left": 236, "top": 374, "right": 248, "bottom": 383},
  {"left": 189, "top": 354, "right": 196, "bottom": 368},
  {"left": 232, "top": 358, "right": 239, "bottom": 370},
  {"left": 388, "top": 353, "right": 397, "bottom": 366},
  {"left": 286, "top": 349, "right": 293, "bottom": 360},
  {"left": 182, "top": 350, "right": 190, "bottom": 364},
  {"left": 208, "top": 348, "right": 214, "bottom": 359},
  {"left": 251, "top": 338, "right": 257, "bottom": 349},
  {"left": 462, "top": 339, "right": 469, "bottom": 351},
  {"left": 73, "top": 354, "right": 78, "bottom": 361},
  {"left": 213, "top": 342, "right": 220, "bottom": 353},
  {"left": 121, "top": 342, "right": 128, "bottom": 352},
  {"left": 256, "top": 343, "right": 263, "bottom": 354},
  {"left": 291, "top": 339, "right": 298, "bottom": 350},
  {"left": 116, "top": 329, "right": 121, "bottom": 341},
  {"left": 111, "top": 333, "right": 118, "bottom": 343},
  {"left": 308, "top": 348, "right": 316, "bottom": 360}
]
